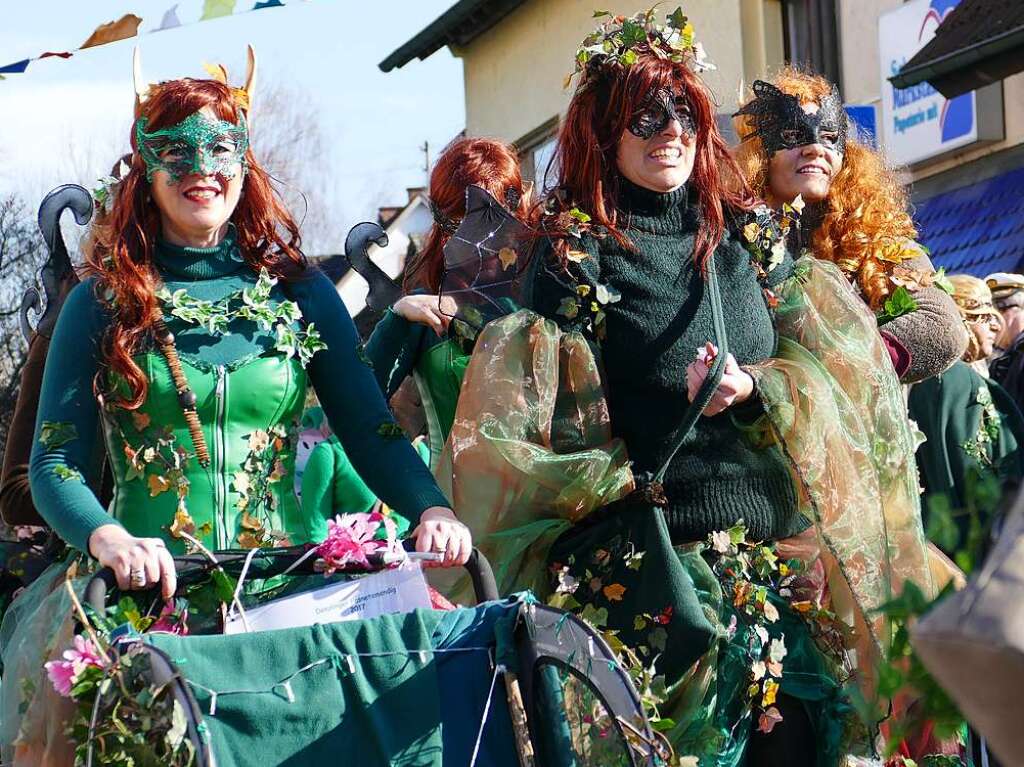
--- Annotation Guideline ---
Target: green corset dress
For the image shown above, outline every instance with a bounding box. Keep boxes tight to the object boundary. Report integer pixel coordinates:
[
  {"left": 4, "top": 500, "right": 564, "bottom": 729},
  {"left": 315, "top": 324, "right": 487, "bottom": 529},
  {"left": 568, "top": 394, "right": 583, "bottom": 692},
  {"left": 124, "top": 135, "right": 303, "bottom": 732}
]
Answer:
[{"left": 101, "top": 353, "right": 306, "bottom": 552}]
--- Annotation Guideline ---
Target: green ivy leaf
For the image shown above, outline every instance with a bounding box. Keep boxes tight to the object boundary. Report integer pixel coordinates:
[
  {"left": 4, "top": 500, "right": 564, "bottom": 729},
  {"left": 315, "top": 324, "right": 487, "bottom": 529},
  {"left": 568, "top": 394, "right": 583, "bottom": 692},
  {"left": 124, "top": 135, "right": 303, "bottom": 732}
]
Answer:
[
  {"left": 53, "top": 465, "right": 83, "bottom": 483},
  {"left": 652, "top": 717, "right": 677, "bottom": 732},
  {"left": 877, "top": 286, "right": 918, "bottom": 326},
  {"left": 377, "top": 422, "right": 405, "bottom": 439},
  {"left": 924, "top": 494, "right": 959, "bottom": 553},
  {"left": 667, "top": 7, "right": 688, "bottom": 30},
  {"left": 620, "top": 19, "right": 646, "bottom": 47},
  {"left": 557, "top": 297, "right": 580, "bottom": 320},
  {"left": 579, "top": 603, "right": 609, "bottom": 628},
  {"left": 39, "top": 421, "right": 78, "bottom": 450},
  {"left": 210, "top": 568, "right": 238, "bottom": 604},
  {"left": 932, "top": 268, "right": 954, "bottom": 296}
]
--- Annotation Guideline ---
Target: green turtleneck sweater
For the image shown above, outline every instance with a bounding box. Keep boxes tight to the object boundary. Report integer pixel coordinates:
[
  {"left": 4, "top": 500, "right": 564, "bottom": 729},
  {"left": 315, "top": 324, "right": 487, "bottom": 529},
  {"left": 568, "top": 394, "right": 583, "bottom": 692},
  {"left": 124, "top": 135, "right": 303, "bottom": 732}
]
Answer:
[
  {"left": 29, "top": 231, "right": 449, "bottom": 552},
  {"left": 531, "top": 181, "right": 802, "bottom": 542}
]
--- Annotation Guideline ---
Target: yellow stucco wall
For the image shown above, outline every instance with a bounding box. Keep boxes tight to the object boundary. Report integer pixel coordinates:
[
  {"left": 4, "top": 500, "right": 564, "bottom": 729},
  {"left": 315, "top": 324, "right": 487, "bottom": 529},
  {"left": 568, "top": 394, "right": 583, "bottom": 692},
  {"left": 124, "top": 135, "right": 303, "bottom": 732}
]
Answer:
[
  {"left": 838, "top": 0, "right": 1024, "bottom": 183},
  {"left": 458, "top": 0, "right": 785, "bottom": 144}
]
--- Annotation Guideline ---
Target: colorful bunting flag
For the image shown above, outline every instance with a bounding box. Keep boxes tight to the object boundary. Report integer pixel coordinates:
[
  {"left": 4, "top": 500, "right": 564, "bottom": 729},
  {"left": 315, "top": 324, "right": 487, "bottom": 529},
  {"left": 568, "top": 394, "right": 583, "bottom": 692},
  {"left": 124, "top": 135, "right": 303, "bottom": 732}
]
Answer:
[
  {"left": 0, "top": 2, "right": 295, "bottom": 81},
  {"left": 0, "top": 59, "right": 30, "bottom": 74},
  {"left": 81, "top": 14, "right": 142, "bottom": 49},
  {"left": 157, "top": 5, "right": 183, "bottom": 32},
  {"left": 201, "top": 0, "right": 237, "bottom": 20}
]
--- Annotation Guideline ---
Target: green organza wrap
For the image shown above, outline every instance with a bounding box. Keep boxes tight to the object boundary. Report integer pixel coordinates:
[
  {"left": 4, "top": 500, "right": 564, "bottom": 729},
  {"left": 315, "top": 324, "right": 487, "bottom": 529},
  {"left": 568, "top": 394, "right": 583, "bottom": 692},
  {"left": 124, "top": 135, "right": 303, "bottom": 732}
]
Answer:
[
  {"left": 434, "top": 309, "right": 635, "bottom": 600},
  {"left": 748, "top": 257, "right": 940, "bottom": 700}
]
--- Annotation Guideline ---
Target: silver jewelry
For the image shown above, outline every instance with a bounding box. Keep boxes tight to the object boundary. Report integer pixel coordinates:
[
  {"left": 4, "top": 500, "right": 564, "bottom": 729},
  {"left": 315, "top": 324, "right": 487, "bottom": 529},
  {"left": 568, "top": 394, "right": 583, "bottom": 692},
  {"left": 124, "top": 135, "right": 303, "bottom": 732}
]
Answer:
[{"left": 129, "top": 568, "right": 146, "bottom": 587}]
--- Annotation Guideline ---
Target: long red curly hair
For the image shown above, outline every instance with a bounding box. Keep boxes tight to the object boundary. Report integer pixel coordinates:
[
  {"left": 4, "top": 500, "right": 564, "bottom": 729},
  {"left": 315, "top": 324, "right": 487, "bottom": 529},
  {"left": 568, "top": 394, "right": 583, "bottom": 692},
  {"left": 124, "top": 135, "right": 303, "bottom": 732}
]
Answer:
[
  {"left": 733, "top": 66, "right": 918, "bottom": 309},
  {"left": 85, "top": 78, "right": 304, "bottom": 409},
  {"left": 543, "top": 53, "right": 757, "bottom": 269},
  {"left": 405, "top": 137, "right": 530, "bottom": 293}
]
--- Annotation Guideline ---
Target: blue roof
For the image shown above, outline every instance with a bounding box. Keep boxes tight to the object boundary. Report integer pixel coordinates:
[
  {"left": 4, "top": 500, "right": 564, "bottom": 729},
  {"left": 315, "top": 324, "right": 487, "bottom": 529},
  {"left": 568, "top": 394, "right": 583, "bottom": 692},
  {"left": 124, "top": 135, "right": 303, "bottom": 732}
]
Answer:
[{"left": 913, "top": 165, "right": 1024, "bottom": 277}]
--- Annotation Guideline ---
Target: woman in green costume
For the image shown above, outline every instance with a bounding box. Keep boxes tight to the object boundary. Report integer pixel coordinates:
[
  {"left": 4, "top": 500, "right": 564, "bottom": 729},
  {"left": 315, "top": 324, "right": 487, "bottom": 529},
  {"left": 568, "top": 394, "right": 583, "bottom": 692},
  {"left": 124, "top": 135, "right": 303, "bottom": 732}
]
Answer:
[
  {"left": 3, "top": 51, "right": 473, "bottom": 764},
  {"left": 365, "top": 137, "right": 530, "bottom": 467},
  {"left": 909, "top": 274, "right": 1024, "bottom": 553},
  {"left": 440, "top": 9, "right": 939, "bottom": 766},
  {"left": 23, "top": 56, "right": 470, "bottom": 590}
]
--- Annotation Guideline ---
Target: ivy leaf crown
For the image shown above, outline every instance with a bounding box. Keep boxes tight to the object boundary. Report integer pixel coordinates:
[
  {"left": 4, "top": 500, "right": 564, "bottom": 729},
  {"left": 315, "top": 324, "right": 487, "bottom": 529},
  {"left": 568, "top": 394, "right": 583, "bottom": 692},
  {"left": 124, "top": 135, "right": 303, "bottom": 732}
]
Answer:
[{"left": 568, "top": 6, "right": 715, "bottom": 87}]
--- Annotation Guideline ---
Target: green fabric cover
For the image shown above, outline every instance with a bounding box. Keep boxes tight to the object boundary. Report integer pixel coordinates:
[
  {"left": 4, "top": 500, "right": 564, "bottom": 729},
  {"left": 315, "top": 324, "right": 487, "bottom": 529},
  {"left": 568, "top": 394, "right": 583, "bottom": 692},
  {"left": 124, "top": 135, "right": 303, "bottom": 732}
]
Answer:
[{"left": 149, "top": 610, "right": 444, "bottom": 766}]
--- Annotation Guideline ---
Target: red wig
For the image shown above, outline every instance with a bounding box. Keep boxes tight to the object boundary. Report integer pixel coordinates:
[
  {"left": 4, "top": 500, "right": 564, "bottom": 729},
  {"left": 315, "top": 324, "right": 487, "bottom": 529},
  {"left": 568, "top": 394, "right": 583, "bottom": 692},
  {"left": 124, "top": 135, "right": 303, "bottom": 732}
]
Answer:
[
  {"left": 405, "top": 137, "right": 529, "bottom": 293},
  {"left": 545, "top": 53, "right": 757, "bottom": 269},
  {"left": 85, "top": 78, "right": 304, "bottom": 409}
]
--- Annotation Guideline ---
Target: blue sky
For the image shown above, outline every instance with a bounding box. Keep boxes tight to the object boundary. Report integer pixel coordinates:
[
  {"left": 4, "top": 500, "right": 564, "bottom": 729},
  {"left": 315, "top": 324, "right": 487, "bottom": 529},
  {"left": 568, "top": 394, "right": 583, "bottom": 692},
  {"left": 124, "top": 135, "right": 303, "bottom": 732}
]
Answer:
[{"left": 0, "top": 0, "right": 465, "bottom": 253}]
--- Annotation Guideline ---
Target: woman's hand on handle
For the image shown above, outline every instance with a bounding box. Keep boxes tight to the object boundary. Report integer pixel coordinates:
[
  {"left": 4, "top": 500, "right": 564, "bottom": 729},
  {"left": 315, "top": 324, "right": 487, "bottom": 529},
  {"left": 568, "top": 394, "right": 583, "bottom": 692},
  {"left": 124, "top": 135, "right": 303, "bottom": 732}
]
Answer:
[
  {"left": 685, "top": 344, "right": 754, "bottom": 416},
  {"left": 391, "top": 295, "right": 456, "bottom": 336},
  {"left": 88, "top": 524, "right": 177, "bottom": 600},
  {"left": 413, "top": 507, "right": 472, "bottom": 567}
]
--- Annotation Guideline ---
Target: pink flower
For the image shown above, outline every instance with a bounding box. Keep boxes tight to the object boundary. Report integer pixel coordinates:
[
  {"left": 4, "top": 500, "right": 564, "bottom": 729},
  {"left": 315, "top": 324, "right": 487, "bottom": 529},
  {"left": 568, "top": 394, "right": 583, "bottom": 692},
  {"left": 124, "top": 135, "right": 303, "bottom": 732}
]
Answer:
[
  {"left": 45, "top": 635, "right": 104, "bottom": 698},
  {"left": 150, "top": 600, "right": 189, "bottom": 636},
  {"left": 695, "top": 342, "right": 719, "bottom": 368},
  {"left": 45, "top": 658, "right": 77, "bottom": 697},
  {"left": 316, "top": 513, "right": 403, "bottom": 575}
]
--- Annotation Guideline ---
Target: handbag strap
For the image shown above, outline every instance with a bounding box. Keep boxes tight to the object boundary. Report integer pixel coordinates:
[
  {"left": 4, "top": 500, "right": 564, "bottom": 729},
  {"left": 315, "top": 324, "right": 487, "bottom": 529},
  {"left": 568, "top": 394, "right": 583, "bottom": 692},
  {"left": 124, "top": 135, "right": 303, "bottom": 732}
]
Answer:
[{"left": 651, "top": 255, "right": 730, "bottom": 486}]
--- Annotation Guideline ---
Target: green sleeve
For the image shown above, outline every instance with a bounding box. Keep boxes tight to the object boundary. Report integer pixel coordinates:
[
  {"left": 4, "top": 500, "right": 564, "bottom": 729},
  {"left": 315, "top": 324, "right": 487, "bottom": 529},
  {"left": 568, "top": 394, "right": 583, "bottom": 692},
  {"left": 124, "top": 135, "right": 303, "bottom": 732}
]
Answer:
[
  {"left": 291, "top": 270, "right": 450, "bottom": 524},
  {"left": 300, "top": 439, "right": 336, "bottom": 542},
  {"left": 986, "top": 378, "right": 1024, "bottom": 483},
  {"left": 908, "top": 362, "right": 978, "bottom": 507},
  {"left": 28, "top": 280, "right": 121, "bottom": 551},
  {"left": 365, "top": 309, "right": 429, "bottom": 399}
]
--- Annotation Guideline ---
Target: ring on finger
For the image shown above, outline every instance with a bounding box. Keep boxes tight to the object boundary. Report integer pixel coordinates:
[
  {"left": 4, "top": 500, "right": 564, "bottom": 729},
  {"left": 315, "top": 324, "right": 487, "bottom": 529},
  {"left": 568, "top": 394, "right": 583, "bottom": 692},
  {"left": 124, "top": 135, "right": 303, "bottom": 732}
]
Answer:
[{"left": 129, "top": 567, "right": 146, "bottom": 587}]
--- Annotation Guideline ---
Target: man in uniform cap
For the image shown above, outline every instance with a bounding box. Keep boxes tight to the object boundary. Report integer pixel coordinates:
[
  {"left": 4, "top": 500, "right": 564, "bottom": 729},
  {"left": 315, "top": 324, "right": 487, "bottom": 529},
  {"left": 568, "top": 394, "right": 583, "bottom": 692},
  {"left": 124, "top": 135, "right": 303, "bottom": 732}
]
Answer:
[{"left": 987, "top": 271, "right": 1024, "bottom": 411}]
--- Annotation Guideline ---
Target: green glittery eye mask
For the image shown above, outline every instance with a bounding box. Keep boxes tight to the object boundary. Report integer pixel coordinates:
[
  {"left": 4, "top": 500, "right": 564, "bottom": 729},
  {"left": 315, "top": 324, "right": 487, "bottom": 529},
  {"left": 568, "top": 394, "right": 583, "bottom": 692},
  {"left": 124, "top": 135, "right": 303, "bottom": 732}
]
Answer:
[{"left": 135, "top": 111, "right": 249, "bottom": 184}]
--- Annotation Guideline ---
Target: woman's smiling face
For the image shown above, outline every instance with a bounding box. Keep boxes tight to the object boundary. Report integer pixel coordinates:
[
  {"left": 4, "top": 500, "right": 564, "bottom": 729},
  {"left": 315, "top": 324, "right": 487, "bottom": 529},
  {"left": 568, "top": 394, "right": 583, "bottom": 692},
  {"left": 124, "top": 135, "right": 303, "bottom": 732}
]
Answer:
[
  {"left": 765, "top": 102, "right": 843, "bottom": 207},
  {"left": 147, "top": 106, "right": 246, "bottom": 244},
  {"left": 616, "top": 89, "right": 697, "bottom": 193}
]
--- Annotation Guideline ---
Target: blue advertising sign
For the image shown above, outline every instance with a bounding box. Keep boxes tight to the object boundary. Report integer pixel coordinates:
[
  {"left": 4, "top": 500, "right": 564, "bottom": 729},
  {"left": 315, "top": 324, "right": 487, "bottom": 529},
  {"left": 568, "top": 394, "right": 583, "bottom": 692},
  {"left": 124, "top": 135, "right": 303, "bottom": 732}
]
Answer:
[{"left": 878, "top": 0, "right": 977, "bottom": 165}]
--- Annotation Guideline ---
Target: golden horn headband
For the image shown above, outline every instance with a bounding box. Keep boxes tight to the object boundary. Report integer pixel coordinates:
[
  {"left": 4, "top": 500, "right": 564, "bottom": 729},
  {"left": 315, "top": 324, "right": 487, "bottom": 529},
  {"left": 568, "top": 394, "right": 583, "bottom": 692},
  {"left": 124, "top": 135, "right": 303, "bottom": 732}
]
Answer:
[{"left": 132, "top": 44, "right": 257, "bottom": 118}]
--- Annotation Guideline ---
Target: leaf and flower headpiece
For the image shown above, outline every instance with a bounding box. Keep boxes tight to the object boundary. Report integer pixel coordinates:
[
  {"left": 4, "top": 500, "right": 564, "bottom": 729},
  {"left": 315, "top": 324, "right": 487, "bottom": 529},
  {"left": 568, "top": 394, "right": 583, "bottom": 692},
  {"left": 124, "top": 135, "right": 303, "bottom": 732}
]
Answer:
[
  {"left": 132, "top": 44, "right": 257, "bottom": 118},
  {"left": 566, "top": 6, "right": 714, "bottom": 88}
]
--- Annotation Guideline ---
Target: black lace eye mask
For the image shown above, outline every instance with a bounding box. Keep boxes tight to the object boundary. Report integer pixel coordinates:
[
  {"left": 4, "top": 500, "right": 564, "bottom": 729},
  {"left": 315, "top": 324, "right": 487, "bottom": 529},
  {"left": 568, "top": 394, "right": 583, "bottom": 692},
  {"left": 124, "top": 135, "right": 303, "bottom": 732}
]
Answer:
[
  {"left": 734, "top": 80, "right": 847, "bottom": 156},
  {"left": 628, "top": 87, "right": 696, "bottom": 141}
]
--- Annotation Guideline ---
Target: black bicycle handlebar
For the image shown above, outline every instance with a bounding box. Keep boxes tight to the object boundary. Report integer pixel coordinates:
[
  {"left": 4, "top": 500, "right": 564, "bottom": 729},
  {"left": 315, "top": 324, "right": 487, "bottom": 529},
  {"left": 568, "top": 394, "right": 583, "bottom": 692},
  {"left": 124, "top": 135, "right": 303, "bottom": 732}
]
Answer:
[{"left": 84, "top": 545, "right": 499, "bottom": 617}]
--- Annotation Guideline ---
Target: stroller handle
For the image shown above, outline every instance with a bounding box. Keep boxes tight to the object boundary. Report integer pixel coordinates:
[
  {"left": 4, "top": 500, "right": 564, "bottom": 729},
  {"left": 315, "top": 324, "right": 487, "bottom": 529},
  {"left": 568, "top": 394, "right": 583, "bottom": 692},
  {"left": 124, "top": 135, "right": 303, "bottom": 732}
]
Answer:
[{"left": 84, "top": 546, "right": 499, "bottom": 616}]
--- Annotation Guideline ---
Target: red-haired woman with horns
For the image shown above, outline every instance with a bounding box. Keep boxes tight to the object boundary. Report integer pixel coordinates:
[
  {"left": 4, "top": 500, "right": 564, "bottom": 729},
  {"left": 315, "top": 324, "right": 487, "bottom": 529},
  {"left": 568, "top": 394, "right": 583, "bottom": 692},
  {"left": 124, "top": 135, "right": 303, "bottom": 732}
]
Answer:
[{"left": 1, "top": 52, "right": 469, "bottom": 763}]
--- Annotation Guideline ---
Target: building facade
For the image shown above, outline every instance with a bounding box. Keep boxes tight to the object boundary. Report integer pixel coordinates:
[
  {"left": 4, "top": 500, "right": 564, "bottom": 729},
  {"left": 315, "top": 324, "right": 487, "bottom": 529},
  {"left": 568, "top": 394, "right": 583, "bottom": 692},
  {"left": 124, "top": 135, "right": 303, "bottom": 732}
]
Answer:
[
  {"left": 384, "top": 0, "right": 1024, "bottom": 275},
  {"left": 382, "top": 0, "right": 834, "bottom": 190}
]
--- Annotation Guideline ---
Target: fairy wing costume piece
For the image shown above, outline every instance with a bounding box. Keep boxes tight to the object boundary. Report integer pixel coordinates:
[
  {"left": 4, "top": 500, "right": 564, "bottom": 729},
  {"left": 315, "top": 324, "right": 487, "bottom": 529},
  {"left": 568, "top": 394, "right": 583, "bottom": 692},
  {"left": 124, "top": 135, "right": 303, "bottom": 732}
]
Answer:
[{"left": 438, "top": 184, "right": 534, "bottom": 337}]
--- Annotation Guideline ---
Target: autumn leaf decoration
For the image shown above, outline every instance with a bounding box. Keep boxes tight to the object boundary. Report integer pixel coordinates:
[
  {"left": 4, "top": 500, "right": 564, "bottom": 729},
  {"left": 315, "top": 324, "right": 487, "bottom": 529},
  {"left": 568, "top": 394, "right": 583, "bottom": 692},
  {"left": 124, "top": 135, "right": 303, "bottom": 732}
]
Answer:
[{"left": 232, "top": 424, "right": 294, "bottom": 549}]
